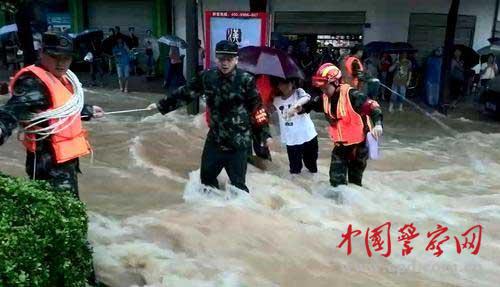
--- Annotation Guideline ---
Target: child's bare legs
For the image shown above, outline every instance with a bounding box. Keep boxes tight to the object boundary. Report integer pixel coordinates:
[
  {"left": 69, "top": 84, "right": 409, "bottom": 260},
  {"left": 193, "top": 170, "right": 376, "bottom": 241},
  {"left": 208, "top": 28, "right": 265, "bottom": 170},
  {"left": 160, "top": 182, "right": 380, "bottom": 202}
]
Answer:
[{"left": 124, "top": 78, "right": 129, "bottom": 93}]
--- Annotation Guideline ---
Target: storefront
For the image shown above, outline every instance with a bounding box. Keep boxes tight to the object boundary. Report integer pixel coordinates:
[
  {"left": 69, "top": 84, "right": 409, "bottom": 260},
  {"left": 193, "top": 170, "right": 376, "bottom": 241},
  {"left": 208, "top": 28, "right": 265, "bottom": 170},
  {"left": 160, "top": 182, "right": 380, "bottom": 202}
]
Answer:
[
  {"left": 273, "top": 11, "right": 365, "bottom": 55},
  {"left": 87, "top": 0, "right": 155, "bottom": 40}
]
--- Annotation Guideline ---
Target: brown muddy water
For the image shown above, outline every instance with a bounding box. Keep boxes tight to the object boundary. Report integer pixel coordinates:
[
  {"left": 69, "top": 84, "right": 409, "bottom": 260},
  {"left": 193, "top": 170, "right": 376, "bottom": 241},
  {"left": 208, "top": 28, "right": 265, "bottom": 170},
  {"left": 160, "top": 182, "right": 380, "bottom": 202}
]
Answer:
[{"left": 1, "top": 87, "right": 499, "bottom": 287}]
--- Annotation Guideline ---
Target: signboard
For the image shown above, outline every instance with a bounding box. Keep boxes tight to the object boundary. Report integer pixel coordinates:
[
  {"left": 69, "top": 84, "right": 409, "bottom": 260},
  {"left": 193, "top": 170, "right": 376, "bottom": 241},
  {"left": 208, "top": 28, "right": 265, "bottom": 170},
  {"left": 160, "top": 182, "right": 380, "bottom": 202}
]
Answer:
[
  {"left": 47, "top": 13, "right": 71, "bottom": 32},
  {"left": 205, "top": 11, "right": 268, "bottom": 68}
]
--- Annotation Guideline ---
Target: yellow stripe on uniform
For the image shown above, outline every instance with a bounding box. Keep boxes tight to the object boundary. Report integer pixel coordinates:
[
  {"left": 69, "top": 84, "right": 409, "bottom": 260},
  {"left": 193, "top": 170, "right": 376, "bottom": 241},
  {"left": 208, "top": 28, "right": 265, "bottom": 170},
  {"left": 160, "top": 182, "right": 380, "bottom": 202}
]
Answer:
[{"left": 321, "top": 65, "right": 338, "bottom": 77}]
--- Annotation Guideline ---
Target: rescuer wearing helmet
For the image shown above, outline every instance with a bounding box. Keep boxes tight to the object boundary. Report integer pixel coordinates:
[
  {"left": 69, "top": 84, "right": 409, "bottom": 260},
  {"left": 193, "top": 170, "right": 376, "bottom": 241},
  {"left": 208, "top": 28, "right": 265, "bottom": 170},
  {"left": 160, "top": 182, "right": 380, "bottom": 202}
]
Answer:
[{"left": 303, "top": 63, "right": 383, "bottom": 188}]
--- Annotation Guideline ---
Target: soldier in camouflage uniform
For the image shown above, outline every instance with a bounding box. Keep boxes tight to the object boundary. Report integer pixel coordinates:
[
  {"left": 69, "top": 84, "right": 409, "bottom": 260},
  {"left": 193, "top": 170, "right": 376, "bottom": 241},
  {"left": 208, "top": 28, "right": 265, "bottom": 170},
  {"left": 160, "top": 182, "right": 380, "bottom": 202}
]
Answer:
[
  {"left": 149, "top": 40, "right": 272, "bottom": 193},
  {"left": 0, "top": 32, "right": 104, "bottom": 198}
]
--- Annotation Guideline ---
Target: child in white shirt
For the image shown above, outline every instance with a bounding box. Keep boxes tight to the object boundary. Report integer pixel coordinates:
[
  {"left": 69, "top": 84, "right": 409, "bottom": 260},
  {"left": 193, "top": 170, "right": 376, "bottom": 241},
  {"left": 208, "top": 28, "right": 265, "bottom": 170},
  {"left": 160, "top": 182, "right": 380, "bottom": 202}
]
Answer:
[{"left": 272, "top": 78, "right": 318, "bottom": 174}]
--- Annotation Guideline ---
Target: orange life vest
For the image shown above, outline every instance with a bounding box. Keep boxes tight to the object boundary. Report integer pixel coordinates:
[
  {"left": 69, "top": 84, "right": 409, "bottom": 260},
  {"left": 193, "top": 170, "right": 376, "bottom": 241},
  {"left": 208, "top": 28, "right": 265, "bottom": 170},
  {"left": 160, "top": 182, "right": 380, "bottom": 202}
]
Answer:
[
  {"left": 343, "top": 56, "right": 364, "bottom": 89},
  {"left": 10, "top": 65, "right": 91, "bottom": 164},
  {"left": 322, "top": 84, "right": 365, "bottom": 145}
]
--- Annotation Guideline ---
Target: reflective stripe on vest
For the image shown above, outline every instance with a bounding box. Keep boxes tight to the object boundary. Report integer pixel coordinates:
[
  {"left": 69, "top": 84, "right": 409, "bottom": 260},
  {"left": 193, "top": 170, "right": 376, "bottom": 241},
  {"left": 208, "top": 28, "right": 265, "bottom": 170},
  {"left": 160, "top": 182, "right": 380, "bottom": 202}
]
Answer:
[
  {"left": 323, "top": 84, "right": 365, "bottom": 145},
  {"left": 11, "top": 65, "right": 91, "bottom": 163}
]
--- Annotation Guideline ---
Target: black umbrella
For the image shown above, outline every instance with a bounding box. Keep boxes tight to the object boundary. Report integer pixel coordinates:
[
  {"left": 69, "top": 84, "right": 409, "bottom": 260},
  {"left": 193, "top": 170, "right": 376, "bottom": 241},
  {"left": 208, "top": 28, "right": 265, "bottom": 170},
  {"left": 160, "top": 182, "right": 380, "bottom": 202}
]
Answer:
[
  {"left": 364, "top": 41, "right": 393, "bottom": 54},
  {"left": 73, "top": 29, "right": 103, "bottom": 42},
  {"left": 158, "top": 35, "right": 188, "bottom": 49},
  {"left": 477, "top": 45, "right": 500, "bottom": 63},
  {"left": 452, "top": 44, "right": 479, "bottom": 68},
  {"left": 385, "top": 42, "right": 418, "bottom": 54},
  {"left": 488, "top": 37, "right": 500, "bottom": 45}
]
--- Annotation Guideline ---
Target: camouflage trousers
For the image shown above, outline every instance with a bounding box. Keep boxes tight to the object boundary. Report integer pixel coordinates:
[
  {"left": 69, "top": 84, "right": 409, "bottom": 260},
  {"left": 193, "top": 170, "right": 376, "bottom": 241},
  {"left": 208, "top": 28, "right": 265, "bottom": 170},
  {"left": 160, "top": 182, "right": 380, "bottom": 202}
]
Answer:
[
  {"left": 26, "top": 152, "right": 80, "bottom": 199},
  {"left": 329, "top": 142, "right": 368, "bottom": 187}
]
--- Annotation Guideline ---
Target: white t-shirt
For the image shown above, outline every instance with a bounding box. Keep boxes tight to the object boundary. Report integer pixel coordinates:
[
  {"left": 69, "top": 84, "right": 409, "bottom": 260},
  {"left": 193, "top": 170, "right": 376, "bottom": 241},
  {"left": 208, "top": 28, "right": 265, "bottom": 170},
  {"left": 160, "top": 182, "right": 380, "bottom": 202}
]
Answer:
[
  {"left": 273, "top": 88, "right": 317, "bottom": 146},
  {"left": 481, "top": 63, "right": 498, "bottom": 80}
]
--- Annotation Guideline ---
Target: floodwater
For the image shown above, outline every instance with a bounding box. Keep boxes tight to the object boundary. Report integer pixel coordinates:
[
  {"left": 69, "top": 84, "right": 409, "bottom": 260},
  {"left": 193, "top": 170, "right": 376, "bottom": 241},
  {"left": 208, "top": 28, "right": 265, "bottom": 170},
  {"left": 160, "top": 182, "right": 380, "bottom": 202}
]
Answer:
[{"left": 1, "top": 88, "right": 499, "bottom": 287}]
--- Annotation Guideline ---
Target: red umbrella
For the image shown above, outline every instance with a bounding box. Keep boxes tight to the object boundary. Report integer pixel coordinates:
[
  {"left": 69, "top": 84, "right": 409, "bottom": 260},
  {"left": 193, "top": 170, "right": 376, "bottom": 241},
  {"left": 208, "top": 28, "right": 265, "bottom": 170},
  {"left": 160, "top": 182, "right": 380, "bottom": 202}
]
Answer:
[
  {"left": 238, "top": 46, "right": 305, "bottom": 80},
  {"left": 256, "top": 75, "right": 275, "bottom": 107}
]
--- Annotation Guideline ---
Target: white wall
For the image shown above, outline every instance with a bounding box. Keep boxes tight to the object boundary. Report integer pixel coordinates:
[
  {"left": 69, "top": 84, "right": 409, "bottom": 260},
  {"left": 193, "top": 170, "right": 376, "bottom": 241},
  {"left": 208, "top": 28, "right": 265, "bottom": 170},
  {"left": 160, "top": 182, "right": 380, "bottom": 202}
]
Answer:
[
  {"left": 173, "top": 0, "right": 496, "bottom": 50},
  {"left": 172, "top": 0, "right": 496, "bottom": 72},
  {"left": 270, "top": 0, "right": 496, "bottom": 50}
]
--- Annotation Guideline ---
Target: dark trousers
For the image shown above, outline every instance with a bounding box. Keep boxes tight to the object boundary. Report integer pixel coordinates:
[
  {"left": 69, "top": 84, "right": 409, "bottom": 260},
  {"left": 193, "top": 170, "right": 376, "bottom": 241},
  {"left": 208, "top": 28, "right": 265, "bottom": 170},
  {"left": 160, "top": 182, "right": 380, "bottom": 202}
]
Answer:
[
  {"left": 286, "top": 136, "right": 318, "bottom": 174},
  {"left": 450, "top": 79, "right": 464, "bottom": 102},
  {"left": 200, "top": 140, "right": 249, "bottom": 192},
  {"left": 90, "top": 59, "right": 105, "bottom": 83},
  {"left": 26, "top": 152, "right": 80, "bottom": 199},
  {"left": 329, "top": 142, "right": 368, "bottom": 187}
]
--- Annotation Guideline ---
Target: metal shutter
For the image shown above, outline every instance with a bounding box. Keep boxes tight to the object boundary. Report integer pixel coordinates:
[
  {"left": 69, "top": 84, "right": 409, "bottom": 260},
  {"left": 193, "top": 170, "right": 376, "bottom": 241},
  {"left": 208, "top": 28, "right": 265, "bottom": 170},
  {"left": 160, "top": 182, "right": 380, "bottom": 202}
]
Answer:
[
  {"left": 87, "top": 0, "right": 154, "bottom": 40},
  {"left": 274, "top": 11, "right": 365, "bottom": 35},
  {"left": 408, "top": 13, "right": 476, "bottom": 62}
]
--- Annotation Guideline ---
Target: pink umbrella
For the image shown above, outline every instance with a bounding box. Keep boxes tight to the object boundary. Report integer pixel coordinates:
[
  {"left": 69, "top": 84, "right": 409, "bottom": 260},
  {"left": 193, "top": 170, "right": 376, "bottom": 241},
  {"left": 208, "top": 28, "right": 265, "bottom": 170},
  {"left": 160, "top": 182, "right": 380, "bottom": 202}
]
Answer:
[{"left": 238, "top": 46, "right": 304, "bottom": 80}]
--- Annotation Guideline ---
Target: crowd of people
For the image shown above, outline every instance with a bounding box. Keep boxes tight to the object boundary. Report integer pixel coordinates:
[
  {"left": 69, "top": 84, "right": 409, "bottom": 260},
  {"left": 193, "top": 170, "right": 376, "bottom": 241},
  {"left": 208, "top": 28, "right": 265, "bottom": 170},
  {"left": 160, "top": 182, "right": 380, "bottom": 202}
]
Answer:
[
  {"left": 276, "top": 42, "right": 415, "bottom": 113},
  {"left": 3, "top": 25, "right": 496, "bottom": 113},
  {"left": 78, "top": 27, "right": 207, "bottom": 94},
  {"left": 271, "top": 39, "right": 500, "bottom": 114},
  {"left": 78, "top": 26, "right": 161, "bottom": 91},
  {"left": 0, "top": 25, "right": 203, "bottom": 95}
]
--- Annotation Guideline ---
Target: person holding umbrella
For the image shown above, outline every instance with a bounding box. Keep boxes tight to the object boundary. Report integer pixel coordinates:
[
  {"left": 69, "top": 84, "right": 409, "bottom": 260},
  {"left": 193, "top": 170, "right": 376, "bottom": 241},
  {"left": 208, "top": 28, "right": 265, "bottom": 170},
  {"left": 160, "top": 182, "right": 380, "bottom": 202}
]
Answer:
[
  {"left": 102, "top": 28, "right": 117, "bottom": 74},
  {"left": 112, "top": 37, "right": 131, "bottom": 92},
  {"left": 480, "top": 53, "right": 498, "bottom": 91},
  {"left": 147, "top": 40, "right": 272, "bottom": 193},
  {"left": 163, "top": 46, "right": 186, "bottom": 92},
  {"left": 389, "top": 52, "right": 412, "bottom": 112},
  {"left": 144, "top": 39, "right": 155, "bottom": 76},
  {"left": 450, "top": 48, "right": 465, "bottom": 105}
]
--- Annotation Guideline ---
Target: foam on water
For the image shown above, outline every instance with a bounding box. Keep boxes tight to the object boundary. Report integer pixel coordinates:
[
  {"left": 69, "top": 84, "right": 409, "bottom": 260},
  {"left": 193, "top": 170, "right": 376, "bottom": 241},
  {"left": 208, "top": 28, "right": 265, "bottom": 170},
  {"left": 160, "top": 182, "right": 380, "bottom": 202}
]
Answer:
[
  {"left": 129, "top": 136, "right": 187, "bottom": 183},
  {"left": 89, "top": 132, "right": 500, "bottom": 285},
  {"left": 2, "top": 92, "right": 499, "bottom": 286}
]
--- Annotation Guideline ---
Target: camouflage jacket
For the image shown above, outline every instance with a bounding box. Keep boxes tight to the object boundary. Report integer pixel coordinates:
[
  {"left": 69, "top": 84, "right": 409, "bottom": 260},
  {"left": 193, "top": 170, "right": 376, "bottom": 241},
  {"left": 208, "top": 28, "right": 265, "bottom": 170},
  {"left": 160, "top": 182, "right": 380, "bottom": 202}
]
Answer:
[{"left": 157, "top": 68, "right": 271, "bottom": 150}]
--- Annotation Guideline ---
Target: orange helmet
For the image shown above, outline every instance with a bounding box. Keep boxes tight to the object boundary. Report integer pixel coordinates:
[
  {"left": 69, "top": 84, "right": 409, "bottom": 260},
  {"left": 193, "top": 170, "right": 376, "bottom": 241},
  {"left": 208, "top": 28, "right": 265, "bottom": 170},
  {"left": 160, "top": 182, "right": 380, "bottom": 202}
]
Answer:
[{"left": 312, "top": 63, "right": 342, "bottom": 88}]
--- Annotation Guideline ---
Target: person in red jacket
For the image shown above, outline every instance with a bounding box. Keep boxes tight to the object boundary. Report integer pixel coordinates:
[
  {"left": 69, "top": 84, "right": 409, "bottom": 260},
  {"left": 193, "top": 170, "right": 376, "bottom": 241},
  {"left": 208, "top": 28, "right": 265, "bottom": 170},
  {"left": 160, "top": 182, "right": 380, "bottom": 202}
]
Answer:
[
  {"left": 303, "top": 63, "right": 383, "bottom": 188},
  {"left": 342, "top": 44, "right": 365, "bottom": 90}
]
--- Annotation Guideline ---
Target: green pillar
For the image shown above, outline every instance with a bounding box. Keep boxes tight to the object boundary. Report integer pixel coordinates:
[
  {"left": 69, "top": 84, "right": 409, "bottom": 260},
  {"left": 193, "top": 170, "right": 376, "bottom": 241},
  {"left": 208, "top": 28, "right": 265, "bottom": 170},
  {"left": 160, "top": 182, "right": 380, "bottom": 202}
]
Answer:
[
  {"left": 69, "top": 0, "right": 84, "bottom": 33},
  {"left": 153, "top": 0, "right": 170, "bottom": 36},
  {"left": 0, "top": 10, "right": 6, "bottom": 27},
  {"left": 153, "top": 0, "right": 172, "bottom": 75}
]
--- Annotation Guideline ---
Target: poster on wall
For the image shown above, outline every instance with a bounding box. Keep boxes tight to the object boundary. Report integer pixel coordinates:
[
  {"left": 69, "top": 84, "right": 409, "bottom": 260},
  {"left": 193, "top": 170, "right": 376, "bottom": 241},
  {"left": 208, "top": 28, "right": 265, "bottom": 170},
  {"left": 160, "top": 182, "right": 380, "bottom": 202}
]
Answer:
[
  {"left": 205, "top": 11, "right": 268, "bottom": 68},
  {"left": 47, "top": 13, "right": 72, "bottom": 32}
]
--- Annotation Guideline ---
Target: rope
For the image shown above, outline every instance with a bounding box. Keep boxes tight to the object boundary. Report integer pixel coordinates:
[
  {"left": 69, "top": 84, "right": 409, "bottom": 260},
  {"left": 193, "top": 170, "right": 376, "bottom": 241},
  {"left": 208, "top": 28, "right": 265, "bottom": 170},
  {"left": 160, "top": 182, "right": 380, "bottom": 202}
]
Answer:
[
  {"left": 375, "top": 80, "right": 459, "bottom": 137},
  {"left": 104, "top": 108, "right": 152, "bottom": 115},
  {"left": 21, "top": 69, "right": 85, "bottom": 141}
]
